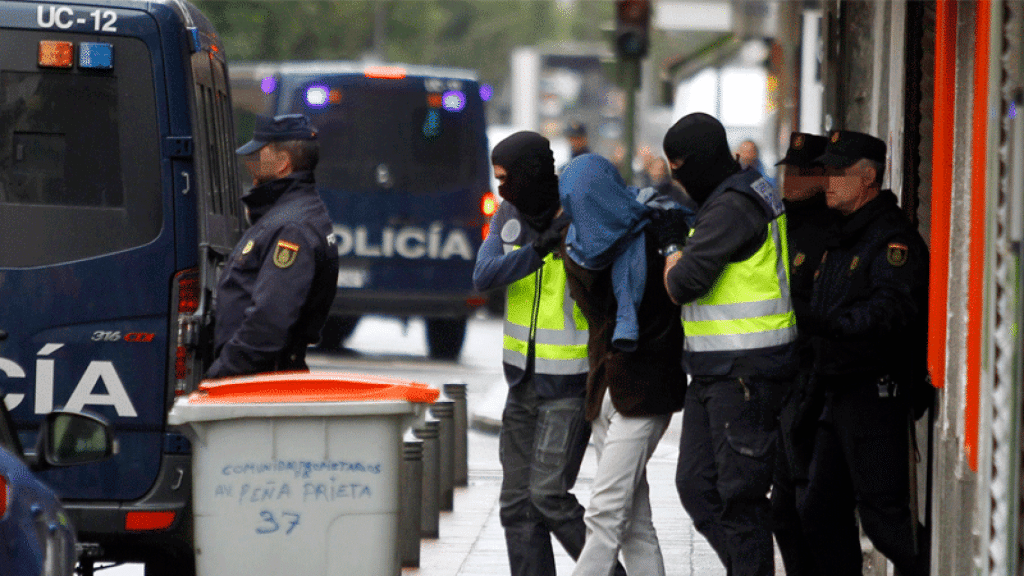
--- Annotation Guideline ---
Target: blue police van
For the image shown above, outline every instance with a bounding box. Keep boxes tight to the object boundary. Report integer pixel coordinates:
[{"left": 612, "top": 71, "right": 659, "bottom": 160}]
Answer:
[
  {"left": 0, "top": 1, "right": 241, "bottom": 574},
  {"left": 235, "top": 61, "right": 495, "bottom": 359}
]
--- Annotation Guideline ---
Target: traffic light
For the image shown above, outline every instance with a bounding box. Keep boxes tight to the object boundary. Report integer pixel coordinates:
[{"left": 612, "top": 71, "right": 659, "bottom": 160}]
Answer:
[{"left": 614, "top": 0, "right": 651, "bottom": 59}]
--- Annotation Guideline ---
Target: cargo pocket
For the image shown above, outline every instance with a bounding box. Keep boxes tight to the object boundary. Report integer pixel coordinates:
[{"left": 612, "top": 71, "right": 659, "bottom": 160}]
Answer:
[
  {"left": 719, "top": 426, "right": 777, "bottom": 501},
  {"left": 714, "top": 379, "right": 780, "bottom": 502}
]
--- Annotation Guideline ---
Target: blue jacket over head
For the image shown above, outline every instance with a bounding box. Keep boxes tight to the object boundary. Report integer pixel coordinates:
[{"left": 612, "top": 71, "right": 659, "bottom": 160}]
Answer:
[{"left": 559, "top": 154, "right": 652, "bottom": 351}]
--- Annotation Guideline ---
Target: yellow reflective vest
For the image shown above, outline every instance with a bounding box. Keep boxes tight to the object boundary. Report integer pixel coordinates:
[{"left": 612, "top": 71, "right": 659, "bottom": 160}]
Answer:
[
  {"left": 503, "top": 250, "right": 589, "bottom": 377},
  {"left": 681, "top": 176, "right": 797, "bottom": 368}
]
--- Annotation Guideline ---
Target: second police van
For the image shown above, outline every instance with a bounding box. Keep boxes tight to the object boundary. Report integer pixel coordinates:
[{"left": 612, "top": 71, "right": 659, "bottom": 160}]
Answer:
[{"left": 232, "top": 61, "right": 495, "bottom": 359}]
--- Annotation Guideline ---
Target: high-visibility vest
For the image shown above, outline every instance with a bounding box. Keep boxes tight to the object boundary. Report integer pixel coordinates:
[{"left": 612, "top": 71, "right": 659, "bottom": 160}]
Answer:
[
  {"left": 681, "top": 173, "right": 797, "bottom": 361},
  {"left": 503, "top": 250, "right": 589, "bottom": 376}
]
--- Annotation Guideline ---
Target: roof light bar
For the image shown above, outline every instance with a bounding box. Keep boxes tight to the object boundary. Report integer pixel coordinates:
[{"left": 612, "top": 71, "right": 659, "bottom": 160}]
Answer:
[
  {"left": 364, "top": 65, "right": 406, "bottom": 79},
  {"left": 38, "top": 41, "right": 73, "bottom": 68},
  {"left": 79, "top": 42, "right": 114, "bottom": 70}
]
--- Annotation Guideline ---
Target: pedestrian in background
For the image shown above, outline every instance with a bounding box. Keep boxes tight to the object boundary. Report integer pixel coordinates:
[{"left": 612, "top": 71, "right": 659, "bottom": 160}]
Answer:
[
  {"left": 658, "top": 113, "right": 797, "bottom": 576},
  {"left": 558, "top": 153, "right": 686, "bottom": 576},
  {"left": 736, "top": 139, "right": 777, "bottom": 189},
  {"left": 472, "top": 132, "right": 609, "bottom": 576},
  {"left": 769, "top": 131, "right": 834, "bottom": 576},
  {"left": 565, "top": 120, "right": 591, "bottom": 160},
  {"left": 797, "top": 130, "right": 930, "bottom": 576},
  {"left": 207, "top": 114, "right": 339, "bottom": 379}
]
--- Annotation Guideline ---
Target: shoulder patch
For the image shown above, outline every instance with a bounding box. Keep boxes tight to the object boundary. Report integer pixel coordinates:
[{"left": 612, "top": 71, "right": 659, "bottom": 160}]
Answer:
[
  {"left": 500, "top": 219, "right": 522, "bottom": 243},
  {"left": 886, "top": 242, "right": 908, "bottom": 267},
  {"left": 273, "top": 240, "right": 300, "bottom": 268},
  {"left": 793, "top": 252, "right": 806, "bottom": 267}
]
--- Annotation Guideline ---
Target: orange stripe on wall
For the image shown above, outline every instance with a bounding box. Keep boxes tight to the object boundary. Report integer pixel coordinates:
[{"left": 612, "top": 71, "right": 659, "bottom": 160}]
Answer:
[
  {"left": 928, "top": 0, "right": 955, "bottom": 393},
  {"left": 964, "top": 0, "right": 991, "bottom": 473}
]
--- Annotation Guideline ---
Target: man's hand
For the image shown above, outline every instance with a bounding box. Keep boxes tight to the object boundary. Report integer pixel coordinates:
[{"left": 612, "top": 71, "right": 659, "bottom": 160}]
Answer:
[
  {"left": 649, "top": 208, "right": 691, "bottom": 250},
  {"left": 663, "top": 251, "right": 682, "bottom": 305}
]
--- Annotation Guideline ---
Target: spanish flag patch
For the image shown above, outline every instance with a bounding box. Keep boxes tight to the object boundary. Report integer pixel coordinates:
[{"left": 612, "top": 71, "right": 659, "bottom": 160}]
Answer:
[{"left": 273, "top": 240, "right": 300, "bottom": 268}]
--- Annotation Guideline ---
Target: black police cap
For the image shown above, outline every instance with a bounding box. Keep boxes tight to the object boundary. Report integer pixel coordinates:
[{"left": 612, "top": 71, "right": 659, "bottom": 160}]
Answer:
[
  {"left": 565, "top": 120, "right": 587, "bottom": 138},
  {"left": 815, "top": 130, "right": 886, "bottom": 168},
  {"left": 236, "top": 114, "right": 318, "bottom": 156},
  {"left": 775, "top": 132, "right": 829, "bottom": 168}
]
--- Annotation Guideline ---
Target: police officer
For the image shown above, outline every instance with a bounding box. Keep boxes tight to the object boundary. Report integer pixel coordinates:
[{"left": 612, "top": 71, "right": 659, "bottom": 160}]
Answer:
[
  {"left": 796, "top": 130, "right": 929, "bottom": 576},
  {"left": 206, "top": 114, "right": 339, "bottom": 379},
  {"left": 770, "top": 132, "right": 833, "bottom": 576},
  {"left": 473, "top": 132, "right": 613, "bottom": 576},
  {"left": 657, "top": 113, "right": 797, "bottom": 576}
]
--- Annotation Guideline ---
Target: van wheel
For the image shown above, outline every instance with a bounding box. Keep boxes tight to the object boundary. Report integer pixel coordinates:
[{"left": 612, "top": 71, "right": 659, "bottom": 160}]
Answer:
[
  {"left": 318, "top": 316, "right": 360, "bottom": 351},
  {"left": 426, "top": 318, "right": 466, "bottom": 360}
]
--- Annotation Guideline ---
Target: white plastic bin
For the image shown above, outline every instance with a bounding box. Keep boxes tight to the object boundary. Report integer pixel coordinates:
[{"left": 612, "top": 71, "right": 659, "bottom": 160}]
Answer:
[{"left": 168, "top": 372, "right": 438, "bottom": 576}]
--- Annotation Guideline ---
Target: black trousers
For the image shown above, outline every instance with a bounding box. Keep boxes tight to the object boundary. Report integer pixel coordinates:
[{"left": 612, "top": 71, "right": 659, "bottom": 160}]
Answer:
[
  {"left": 797, "top": 378, "right": 927, "bottom": 576},
  {"left": 676, "top": 376, "right": 785, "bottom": 576},
  {"left": 770, "top": 375, "right": 821, "bottom": 576}
]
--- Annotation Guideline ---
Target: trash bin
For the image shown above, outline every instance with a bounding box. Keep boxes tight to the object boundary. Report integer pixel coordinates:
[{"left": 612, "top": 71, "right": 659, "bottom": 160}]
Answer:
[{"left": 168, "top": 372, "right": 439, "bottom": 576}]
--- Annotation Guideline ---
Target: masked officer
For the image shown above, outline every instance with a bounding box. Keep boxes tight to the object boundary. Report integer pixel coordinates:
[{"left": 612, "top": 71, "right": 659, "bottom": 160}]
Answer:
[
  {"left": 473, "top": 132, "right": 615, "bottom": 576},
  {"left": 796, "top": 130, "right": 930, "bottom": 576},
  {"left": 206, "top": 114, "right": 339, "bottom": 379},
  {"left": 657, "top": 113, "right": 797, "bottom": 576},
  {"left": 770, "top": 132, "right": 834, "bottom": 576}
]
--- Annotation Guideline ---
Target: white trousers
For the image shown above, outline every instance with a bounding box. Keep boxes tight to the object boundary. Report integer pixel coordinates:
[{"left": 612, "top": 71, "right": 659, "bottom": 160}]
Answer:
[{"left": 572, "top": 390, "right": 672, "bottom": 576}]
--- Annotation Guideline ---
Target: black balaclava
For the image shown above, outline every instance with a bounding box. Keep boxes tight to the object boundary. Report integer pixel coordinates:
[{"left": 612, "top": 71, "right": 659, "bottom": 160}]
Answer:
[
  {"left": 662, "top": 113, "right": 740, "bottom": 206},
  {"left": 491, "top": 131, "right": 559, "bottom": 231}
]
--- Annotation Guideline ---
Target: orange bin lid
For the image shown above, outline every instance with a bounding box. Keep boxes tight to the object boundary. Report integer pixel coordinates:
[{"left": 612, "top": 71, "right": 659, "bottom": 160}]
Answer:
[{"left": 188, "top": 371, "right": 440, "bottom": 405}]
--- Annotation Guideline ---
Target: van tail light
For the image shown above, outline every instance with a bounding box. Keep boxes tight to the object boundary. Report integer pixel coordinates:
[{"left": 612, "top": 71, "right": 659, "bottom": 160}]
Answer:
[
  {"left": 481, "top": 191, "right": 498, "bottom": 239},
  {"left": 125, "top": 511, "right": 176, "bottom": 531},
  {"left": 0, "top": 474, "right": 8, "bottom": 520},
  {"left": 173, "top": 269, "right": 200, "bottom": 396}
]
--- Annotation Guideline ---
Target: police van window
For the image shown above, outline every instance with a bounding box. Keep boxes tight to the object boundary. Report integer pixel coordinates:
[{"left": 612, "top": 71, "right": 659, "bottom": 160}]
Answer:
[
  {"left": 0, "top": 33, "right": 161, "bottom": 268},
  {"left": 2, "top": 73, "right": 122, "bottom": 207},
  {"left": 294, "top": 81, "right": 482, "bottom": 193}
]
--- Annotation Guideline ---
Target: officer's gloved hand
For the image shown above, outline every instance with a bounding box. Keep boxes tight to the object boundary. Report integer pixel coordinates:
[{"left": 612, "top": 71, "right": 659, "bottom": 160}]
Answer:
[
  {"left": 649, "top": 208, "right": 690, "bottom": 251},
  {"left": 532, "top": 221, "right": 567, "bottom": 257}
]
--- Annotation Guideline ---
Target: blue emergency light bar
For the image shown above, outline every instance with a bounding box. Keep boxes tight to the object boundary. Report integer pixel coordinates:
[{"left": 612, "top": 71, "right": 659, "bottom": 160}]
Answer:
[{"left": 79, "top": 43, "right": 113, "bottom": 69}]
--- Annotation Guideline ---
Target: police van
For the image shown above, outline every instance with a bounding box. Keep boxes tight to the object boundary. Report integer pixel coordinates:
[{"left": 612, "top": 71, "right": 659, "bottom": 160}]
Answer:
[
  {"left": 231, "top": 61, "right": 496, "bottom": 359},
  {"left": 0, "top": 1, "right": 241, "bottom": 574}
]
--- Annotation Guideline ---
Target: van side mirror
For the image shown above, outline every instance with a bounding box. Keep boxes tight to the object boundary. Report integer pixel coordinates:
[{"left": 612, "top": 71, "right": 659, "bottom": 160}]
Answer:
[{"left": 36, "top": 411, "right": 117, "bottom": 469}]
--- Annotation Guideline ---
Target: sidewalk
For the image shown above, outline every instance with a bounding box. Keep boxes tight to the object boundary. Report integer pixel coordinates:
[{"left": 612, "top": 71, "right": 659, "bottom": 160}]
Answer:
[{"left": 406, "top": 380, "right": 730, "bottom": 576}]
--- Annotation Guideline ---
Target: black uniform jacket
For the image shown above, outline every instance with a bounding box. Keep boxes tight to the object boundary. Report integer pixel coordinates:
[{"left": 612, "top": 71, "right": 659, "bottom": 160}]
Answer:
[
  {"left": 784, "top": 194, "right": 839, "bottom": 370},
  {"left": 563, "top": 230, "right": 686, "bottom": 421},
  {"left": 806, "top": 190, "right": 929, "bottom": 383},
  {"left": 207, "top": 171, "right": 340, "bottom": 378}
]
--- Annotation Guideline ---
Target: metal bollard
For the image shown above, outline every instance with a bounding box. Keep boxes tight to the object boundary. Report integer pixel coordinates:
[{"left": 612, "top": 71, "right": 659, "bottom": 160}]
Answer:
[
  {"left": 399, "top": 432, "right": 423, "bottom": 567},
  {"left": 430, "top": 397, "right": 456, "bottom": 511},
  {"left": 413, "top": 416, "right": 440, "bottom": 538},
  {"left": 443, "top": 382, "right": 469, "bottom": 487}
]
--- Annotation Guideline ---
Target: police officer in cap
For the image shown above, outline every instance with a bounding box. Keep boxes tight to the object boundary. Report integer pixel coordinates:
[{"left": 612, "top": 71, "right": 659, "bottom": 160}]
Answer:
[
  {"left": 770, "top": 132, "right": 834, "bottom": 576},
  {"left": 656, "top": 112, "right": 797, "bottom": 576},
  {"left": 206, "top": 114, "right": 339, "bottom": 378},
  {"left": 797, "top": 130, "right": 930, "bottom": 576}
]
